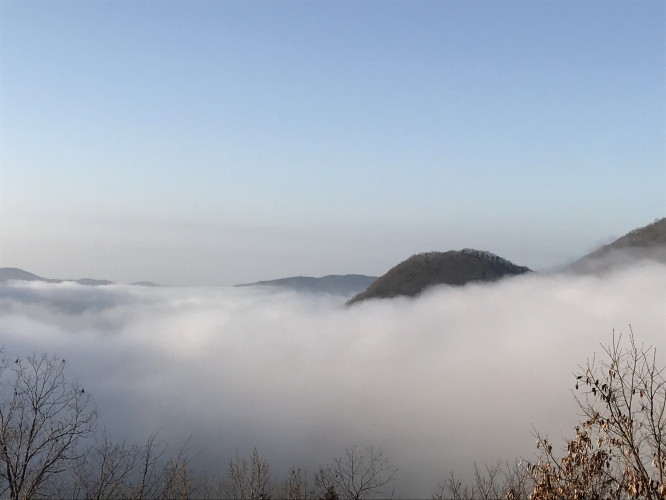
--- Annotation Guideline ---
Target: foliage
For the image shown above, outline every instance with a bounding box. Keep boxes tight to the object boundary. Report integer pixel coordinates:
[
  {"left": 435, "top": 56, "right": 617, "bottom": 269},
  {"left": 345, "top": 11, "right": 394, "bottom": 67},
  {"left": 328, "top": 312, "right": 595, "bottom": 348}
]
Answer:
[{"left": 527, "top": 331, "right": 666, "bottom": 499}]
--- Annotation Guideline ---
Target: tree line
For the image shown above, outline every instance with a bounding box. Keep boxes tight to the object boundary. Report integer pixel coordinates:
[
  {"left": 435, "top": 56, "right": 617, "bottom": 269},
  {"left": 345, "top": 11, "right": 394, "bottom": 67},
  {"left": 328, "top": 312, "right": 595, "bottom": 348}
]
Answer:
[{"left": 1, "top": 330, "right": 664, "bottom": 499}]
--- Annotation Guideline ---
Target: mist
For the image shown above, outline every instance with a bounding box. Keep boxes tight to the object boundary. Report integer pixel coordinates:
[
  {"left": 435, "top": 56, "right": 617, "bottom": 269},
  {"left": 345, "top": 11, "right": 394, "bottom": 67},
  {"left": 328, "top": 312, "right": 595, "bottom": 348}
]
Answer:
[{"left": 0, "top": 260, "right": 664, "bottom": 497}]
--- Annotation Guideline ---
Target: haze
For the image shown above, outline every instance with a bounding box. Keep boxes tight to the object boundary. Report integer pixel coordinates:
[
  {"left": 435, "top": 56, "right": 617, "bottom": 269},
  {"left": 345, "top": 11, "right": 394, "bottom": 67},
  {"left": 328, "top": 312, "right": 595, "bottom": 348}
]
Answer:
[{"left": 1, "top": 1, "right": 664, "bottom": 285}]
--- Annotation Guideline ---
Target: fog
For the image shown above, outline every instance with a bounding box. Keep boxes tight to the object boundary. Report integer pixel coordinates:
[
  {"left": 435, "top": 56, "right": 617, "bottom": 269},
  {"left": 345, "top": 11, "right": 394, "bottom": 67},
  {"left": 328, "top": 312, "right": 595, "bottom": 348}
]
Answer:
[{"left": 1, "top": 260, "right": 664, "bottom": 497}]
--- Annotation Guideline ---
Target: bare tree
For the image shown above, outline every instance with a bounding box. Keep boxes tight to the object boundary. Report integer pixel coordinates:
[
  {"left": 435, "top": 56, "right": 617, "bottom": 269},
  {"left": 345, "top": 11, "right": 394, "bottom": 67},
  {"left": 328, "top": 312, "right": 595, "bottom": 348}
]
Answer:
[
  {"left": 432, "top": 461, "right": 531, "bottom": 500},
  {"left": 279, "top": 466, "right": 314, "bottom": 500},
  {"left": 502, "top": 459, "right": 532, "bottom": 500},
  {"left": 157, "top": 440, "right": 196, "bottom": 500},
  {"left": 527, "top": 330, "right": 666, "bottom": 499},
  {"left": 70, "top": 430, "right": 199, "bottom": 500},
  {"left": 0, "top": 353, "right": 96, "bottom": 500},
  {"left": 221, "top": 447, "right": 273, "bottom": 499},
  {"left": 314, "top": 445, "right": 397, "bottom": 500},
  {"left": 128, "top": 431, "right": 178, "bottom": 500},
  {"left": 432, "top": 470, "right": 473, "bottom": 500},
  {"left": 72, "top": 430, "right": 140, "bottom": 500}
]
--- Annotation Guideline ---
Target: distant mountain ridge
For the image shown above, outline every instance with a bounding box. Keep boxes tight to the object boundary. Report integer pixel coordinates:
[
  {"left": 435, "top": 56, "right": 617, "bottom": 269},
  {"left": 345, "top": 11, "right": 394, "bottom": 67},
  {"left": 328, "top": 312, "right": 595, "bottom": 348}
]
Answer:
[
  {"left": 0, "top": 268, "right": 159, "bottom": 287},
  {"left": 566, "top": 217, "right": 666, "bottom": 274},
  {"left": 348, "top": 249, "right": 532, "bottom": 305},
  {"left": 4, "top": 217, "right": 663, "bottom": 296},
  {"left": 0, "top": 268, "right": 59, "bottom": 283},
  {"left": 236, "top": 274, "right": 377, "bottom": 297}
]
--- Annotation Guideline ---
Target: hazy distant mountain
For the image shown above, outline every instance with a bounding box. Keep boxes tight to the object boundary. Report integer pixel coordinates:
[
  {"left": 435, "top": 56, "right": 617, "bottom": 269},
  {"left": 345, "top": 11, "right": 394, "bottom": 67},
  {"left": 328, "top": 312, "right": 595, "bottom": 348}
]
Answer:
[
  {"left": 0, "top": 268, "right": 160, "bottom": 287},
  {"left": 0, "top": 268, "right": 58, "bottom": 283},
  {"left": 348, "top": 249, "right": 532, "bottom": 305},
  {"left": 74, "top": 278, "right": 115, "bottom": 286},
  {"left": 130, "top": 281, "right": 161, "bottom": 287},
  {"left": 0, "top": 268, "right": 113, "bottom": 285},
  {"left": 566, "top": 217, "right": 666, "bottom": 274},
  {"left": 237, "top": 274, "right": 377, "bottom": 297}
]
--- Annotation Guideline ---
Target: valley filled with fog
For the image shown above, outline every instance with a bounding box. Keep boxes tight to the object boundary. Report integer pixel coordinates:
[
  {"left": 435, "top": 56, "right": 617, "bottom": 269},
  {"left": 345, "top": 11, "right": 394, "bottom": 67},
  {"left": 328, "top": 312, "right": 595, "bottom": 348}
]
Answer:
[{"left": 1, "top": 261, "right": 664, "bottom": 497}]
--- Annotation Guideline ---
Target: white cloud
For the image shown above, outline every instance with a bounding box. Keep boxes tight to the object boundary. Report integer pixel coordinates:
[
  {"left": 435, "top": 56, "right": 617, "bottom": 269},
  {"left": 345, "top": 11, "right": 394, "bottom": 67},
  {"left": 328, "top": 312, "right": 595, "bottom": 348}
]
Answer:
[{"left": 0, "top": 262, "right": 664, "bottom": 497}]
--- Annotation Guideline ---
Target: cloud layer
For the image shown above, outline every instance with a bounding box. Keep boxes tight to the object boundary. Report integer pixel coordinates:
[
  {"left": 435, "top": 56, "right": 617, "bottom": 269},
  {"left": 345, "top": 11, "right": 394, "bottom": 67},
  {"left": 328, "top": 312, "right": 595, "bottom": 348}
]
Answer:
[{"left": 0, "top": 261, "right": 664, "bottom": 496}]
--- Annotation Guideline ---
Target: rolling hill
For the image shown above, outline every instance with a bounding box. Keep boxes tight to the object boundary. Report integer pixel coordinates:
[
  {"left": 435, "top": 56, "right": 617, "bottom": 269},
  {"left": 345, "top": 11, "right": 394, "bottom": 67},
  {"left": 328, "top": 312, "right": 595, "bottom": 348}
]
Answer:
[{"left": 348, "top": 249, "right": 531, "bottom": 304}]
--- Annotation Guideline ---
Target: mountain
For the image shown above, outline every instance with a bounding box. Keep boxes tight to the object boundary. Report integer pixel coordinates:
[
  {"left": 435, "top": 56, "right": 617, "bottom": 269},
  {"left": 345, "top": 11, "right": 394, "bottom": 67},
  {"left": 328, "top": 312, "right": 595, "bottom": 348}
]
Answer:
[
  {"left": 0, "top": 268, "right": 114, "bottom": 285},
  {"left": 75, "top": 278, "right": 115, "bottom": 286},
  {"left": 0, "top": 268, "right": 58, "bottom": 283},
  {"left": 0, "top": 268, "right": 160, "bottom": 287},
  {"left": 237, "top": 274, "right": 377, "bottom": 297},
  {"left": 348, "top": 249, "right": 532, "bottom": 305},
  {"left": 130, "top": 281, "right": 161, "bottom": 287},
  {"left": 566, "top": 217, "right": 666, "bottom": 274}
]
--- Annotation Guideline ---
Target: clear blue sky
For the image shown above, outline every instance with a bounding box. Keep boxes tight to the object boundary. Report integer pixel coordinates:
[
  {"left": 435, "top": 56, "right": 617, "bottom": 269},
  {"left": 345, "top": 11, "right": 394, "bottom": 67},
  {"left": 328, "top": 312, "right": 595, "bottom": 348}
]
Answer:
[{"left": 1, "top": 0, "right": 664, "bottom": 285}]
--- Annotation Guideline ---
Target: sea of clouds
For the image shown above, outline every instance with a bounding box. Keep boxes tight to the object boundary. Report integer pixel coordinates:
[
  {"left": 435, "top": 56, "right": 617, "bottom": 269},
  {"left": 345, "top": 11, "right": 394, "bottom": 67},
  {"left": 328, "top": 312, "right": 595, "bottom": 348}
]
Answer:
[{"left": 0, "top": 260, "right": 664, "bottom": 497}]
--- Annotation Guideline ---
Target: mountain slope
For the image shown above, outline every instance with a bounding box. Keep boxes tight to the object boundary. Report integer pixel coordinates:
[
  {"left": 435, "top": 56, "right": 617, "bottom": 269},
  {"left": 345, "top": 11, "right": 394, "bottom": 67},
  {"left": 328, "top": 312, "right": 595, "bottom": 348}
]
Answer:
[
  {"left": 348, "top": 249, "right": 531, "bottom": 304},
  {"left": 237, "top": 274, "right": 377, "bottom": 297},
  {"left": 567, "top": 217, "right": 666, "bottom": 274}
]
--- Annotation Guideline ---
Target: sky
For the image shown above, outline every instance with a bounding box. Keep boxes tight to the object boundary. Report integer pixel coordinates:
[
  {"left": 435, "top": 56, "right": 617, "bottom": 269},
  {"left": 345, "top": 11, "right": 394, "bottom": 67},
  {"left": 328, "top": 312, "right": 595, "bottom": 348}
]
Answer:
[
  {"left": 1, "top": 260, "right": 664, "bottom": 496},
  {"left": 1, "top": 0, "right": 665, "bottom": 285}
]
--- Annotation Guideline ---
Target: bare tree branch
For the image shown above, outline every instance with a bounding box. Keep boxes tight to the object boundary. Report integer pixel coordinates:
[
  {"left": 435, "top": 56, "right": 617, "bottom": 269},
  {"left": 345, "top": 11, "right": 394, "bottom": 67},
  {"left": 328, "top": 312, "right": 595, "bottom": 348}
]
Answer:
[{"left": 0, "top": 353, "right": 96, "bottom": 500}]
